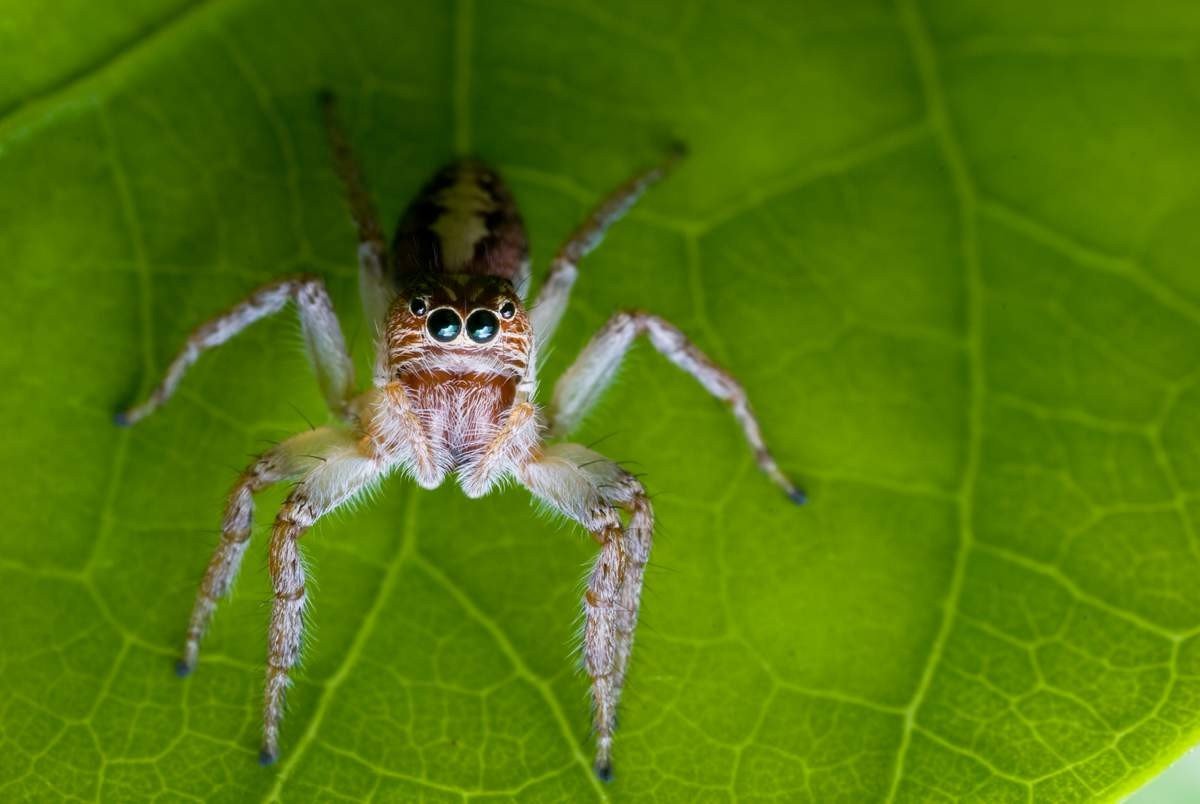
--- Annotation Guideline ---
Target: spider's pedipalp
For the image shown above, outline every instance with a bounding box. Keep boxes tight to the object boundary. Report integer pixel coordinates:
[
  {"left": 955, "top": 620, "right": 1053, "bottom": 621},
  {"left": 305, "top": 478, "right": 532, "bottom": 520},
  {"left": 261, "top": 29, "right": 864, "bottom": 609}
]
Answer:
[
  {"left": 458, "top": 400, "right": 541, "bottom": 498},
  {"left": 518, "top": 443, "right": 654, "bottom": 780}
]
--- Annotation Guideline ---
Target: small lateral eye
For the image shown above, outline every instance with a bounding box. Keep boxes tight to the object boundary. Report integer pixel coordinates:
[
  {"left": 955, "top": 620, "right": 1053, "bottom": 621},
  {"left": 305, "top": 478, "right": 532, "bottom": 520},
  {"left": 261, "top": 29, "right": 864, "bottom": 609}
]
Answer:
[
  {"left": 498, "top": 300, "right": 516, "bottom": 320},
  {"left": 427, "top": 308, "right": 461, "bottom": 342},
  {"left": 466, "top": 309, "right": 500, "bottom": 343},
  {"left": 409, "top": 297, "right": 428, "bottom": 316}
]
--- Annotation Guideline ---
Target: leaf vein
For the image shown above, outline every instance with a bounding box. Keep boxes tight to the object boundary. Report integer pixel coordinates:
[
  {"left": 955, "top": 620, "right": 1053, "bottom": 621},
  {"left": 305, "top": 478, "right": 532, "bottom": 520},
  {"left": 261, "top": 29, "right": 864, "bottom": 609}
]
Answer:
[{"left": 886, "top": 0, "right": 985, "bottom": 799}]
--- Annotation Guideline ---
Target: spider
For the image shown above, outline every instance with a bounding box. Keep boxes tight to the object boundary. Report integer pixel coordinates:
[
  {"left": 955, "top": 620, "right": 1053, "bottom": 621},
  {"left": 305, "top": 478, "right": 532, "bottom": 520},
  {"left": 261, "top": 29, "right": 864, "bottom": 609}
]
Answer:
[{"left": 116, "top": 91, "right": 804, "bottom": 781}]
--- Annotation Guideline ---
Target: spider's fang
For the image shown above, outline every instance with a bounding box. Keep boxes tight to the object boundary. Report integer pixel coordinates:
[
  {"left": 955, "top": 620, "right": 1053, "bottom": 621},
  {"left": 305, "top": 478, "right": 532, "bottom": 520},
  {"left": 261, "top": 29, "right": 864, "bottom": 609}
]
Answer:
[
  {"left": 258, "top": 748, "right": 278, "bottom": 767},
  {"left": 595, "top": 762, "right": 614, "bottom": 783},
  {"left": 174, "top": 659, "right": 194, "bottom": 678}
]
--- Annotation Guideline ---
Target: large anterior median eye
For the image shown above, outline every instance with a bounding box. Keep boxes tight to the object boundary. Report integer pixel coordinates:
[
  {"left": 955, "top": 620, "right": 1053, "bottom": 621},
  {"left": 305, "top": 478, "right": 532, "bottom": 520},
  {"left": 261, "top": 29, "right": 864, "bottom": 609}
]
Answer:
[
  {"left": 427, "top": 308, "right": 462, "bottom": 342},
  {"left": 466, "top": 309, "right": 500, "bottom": 343}
]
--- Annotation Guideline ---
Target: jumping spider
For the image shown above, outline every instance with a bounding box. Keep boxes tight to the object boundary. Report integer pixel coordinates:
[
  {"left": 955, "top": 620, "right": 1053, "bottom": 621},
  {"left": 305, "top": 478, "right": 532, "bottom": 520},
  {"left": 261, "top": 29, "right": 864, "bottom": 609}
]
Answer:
[{"left": 117, "top": 91, "right": 804, "bottom": 781}]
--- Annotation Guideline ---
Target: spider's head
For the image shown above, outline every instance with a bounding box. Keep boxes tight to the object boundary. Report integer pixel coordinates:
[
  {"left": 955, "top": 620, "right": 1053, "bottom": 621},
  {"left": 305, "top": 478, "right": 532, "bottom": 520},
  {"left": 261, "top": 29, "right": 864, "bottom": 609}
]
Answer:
[{"left": 382, "top": 274, "right": 532, "bottom": 381}]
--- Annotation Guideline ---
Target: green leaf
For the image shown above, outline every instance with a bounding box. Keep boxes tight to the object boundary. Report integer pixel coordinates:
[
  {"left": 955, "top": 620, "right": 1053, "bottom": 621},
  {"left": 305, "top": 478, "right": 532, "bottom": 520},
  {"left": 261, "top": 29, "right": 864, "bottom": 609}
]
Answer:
[{"left": 2, "top": 0, "right": 1199, "bottom": 800}]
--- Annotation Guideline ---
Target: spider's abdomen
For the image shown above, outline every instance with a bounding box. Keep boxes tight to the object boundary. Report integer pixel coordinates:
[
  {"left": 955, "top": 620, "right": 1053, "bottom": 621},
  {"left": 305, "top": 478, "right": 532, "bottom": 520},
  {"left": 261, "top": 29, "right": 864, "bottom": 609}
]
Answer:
[
  {"left": 405, "top": 370, "right": 517, "bottom": 470},
  {"left": 391, "top": 160, "right": 530, "bottom": 293}
]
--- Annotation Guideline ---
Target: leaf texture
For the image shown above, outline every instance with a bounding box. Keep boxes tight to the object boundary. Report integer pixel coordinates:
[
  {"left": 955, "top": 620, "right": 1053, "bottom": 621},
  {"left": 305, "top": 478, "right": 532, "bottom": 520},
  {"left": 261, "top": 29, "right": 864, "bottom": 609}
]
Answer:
[{"left": 2, "top": 1, "right": 1199, "bottom": 800}]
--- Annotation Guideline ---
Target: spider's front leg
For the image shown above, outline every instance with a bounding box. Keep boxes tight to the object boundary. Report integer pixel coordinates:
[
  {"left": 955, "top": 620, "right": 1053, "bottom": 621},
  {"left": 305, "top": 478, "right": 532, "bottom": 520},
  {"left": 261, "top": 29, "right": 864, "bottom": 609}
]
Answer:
[
  {"left": 177, "top": 427, "right": 348, "bottom": 675},
  {"left": 259, "top": 426, "right": 394, "bottom": 765},
  {"left": 518, "top": 443, "right": 654, "bottom": 781},
  {"left": 551, "top": 310, "right": 805, "bottom": 503}
]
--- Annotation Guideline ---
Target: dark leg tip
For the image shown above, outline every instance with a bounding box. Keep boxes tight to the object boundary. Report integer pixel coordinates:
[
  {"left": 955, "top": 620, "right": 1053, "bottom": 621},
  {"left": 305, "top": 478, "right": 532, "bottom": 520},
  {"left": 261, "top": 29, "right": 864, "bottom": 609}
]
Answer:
[
  {"left": 667, "top": 140, "right": 689, "bottom": 160},
  {"left": 595, "top": 762, "right": 614, "bottom": 783},
  {"left": 174, "top": 659, "right": 194, "bottom": 678},
  {"left": 317, "top": 87, "right": 335, "bottom": 108},
  {"left": 788, "top": 488, "right": 808, "bottom": 506},
  {"left": 113, "top": 411, "right": 131, "bottom": 427},
  {"left": 259, "top": 748, "right": 278, "bottom": 767}
]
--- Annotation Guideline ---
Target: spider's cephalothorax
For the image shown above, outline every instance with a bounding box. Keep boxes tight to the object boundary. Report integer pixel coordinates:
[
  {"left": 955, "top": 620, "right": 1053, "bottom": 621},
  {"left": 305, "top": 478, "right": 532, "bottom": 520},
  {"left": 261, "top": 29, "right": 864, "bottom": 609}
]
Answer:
[
  {"left": 117, "top": 92, "right": 804, "bottom": 782},
  {"left": 385, "top": 274, "right": 532, "bottom": 382},
  {"left": 380, "top": 272, "right": 538, "bottom": 494}
]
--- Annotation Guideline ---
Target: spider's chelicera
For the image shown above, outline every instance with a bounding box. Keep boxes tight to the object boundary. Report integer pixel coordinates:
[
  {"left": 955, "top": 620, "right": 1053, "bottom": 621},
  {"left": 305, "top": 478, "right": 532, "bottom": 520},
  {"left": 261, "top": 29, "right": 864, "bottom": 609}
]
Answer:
[{"left": 116, "top": 91, "right": 804, "bottom": 781}]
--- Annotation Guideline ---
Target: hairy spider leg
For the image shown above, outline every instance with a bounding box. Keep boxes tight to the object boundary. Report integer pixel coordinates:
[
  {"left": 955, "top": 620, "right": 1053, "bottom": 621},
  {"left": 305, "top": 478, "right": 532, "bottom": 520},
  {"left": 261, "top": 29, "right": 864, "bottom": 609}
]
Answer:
[
  {"left": 529, "top": 144, "right": 685, "bottom": 348},
  {"left": 116, "top": 275, "right": 356, "bottom": 425},
  {"left": 319, "top": 90, "right": 394, "bottom": 334},
  {"left": 517, "top": 443, "right": 653, "bottom": 781},
  {"left": 260, "top": 425, "right": 397, "bottom": 765},
  {"left": 178, "top": 427, "right": 348, "bottom": 675},
  {"left": 550, "top": 310, "right": 805, "bottom": 504}
]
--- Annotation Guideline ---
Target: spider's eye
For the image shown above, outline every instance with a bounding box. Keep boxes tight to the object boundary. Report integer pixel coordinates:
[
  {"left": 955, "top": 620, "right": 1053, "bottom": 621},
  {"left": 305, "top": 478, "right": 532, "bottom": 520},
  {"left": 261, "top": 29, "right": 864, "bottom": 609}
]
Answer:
[
  {"left": 466, "top": 309, "right": 500, "bottom": 343},
  {"left": 409, "top": 297, "right": 428, "bottom": 316},
  {"left": 498, "top": 300, "right": 516, "bottom": 320},
  {"left": 427, "top": 308, "right": 461, "bottom": 342}
]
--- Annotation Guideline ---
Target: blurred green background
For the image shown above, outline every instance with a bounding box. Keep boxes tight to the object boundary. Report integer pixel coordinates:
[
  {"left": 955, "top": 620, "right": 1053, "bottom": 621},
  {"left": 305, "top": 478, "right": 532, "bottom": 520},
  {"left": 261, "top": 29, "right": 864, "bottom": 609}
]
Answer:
[{"left": 2, "top": 0, "right": 1200, "bottom": 801}]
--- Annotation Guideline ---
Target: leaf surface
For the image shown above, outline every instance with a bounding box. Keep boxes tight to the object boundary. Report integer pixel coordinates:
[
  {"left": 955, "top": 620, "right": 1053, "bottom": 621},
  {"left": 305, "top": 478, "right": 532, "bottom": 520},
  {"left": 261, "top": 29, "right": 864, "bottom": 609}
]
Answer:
[{"left": 2, "top": 1, "right": 1200, "bottom": 800}]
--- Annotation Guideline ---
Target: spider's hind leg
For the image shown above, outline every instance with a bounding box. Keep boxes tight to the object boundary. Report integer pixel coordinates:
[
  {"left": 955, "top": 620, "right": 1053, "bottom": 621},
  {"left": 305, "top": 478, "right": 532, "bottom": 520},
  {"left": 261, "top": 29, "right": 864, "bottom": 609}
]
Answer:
[
  {"left": 319, "top": 90, "right": 394, "bottom": 332},
  {"left": 529, "top": 144, "right": 684, "bottom": 346}
]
